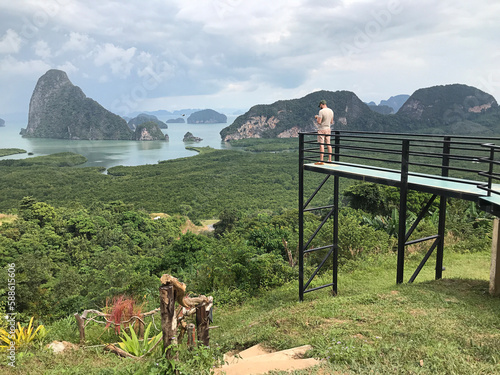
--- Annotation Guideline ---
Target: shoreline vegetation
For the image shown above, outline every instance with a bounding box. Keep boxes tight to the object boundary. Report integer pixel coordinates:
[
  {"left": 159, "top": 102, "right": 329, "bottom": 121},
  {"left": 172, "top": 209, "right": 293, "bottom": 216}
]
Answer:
[
  {"left": 0, "top": 137, "right": 499, "bottom": 374},
  {"left": 0, "top": 148, "right": 26, "bottom": 157}
]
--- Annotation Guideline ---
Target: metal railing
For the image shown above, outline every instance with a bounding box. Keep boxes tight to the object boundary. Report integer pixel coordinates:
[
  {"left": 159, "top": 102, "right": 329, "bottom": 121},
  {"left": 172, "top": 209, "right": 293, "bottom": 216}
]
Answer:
[
  {"left": 478, "top": 143, "right": 500, "bottom": 197},
  {"left": 301, "top": 130, "right": 500, "bottom": 186},
  {"left": 298, "top": 130, "right": 500, "bottom": 300}
]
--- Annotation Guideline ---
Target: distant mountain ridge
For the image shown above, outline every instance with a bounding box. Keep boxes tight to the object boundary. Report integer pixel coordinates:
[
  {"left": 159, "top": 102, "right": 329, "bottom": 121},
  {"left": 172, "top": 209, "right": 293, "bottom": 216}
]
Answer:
[
  {"left": 129, "top": 109, "right": 201, "bottom": 117},
  {"left": 166, "top": 117, "right": 185, "bottom": 124},
  {"left": 380, "top": 95, "right": 410, "bottom": 112},
  {"left": 367, "top": 94, "right": 410, "bottom": 115},
  {"left": 220, "top": 84, "right": 500, "bottom": 140},
  {"left": 22, "top": 69, "right": 132, "bottom": 140}
]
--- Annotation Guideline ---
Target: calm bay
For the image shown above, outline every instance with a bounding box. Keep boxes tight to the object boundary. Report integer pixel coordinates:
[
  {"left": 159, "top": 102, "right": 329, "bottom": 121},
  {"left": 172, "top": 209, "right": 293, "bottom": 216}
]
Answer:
[{"left": 0, "top": 116, "right": 236, "bottom": 169}]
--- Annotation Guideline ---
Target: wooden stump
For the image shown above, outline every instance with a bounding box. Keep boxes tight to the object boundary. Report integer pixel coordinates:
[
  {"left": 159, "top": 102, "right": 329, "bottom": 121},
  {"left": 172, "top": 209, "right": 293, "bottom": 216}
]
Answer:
[
  {"left": 74, "top": 313, "right": 85, "bottom": 344},
  {"left": 138, "top": 319, "right": 145, "bottom": 339},
  {"left": 159, "top": 285, "right": 177, "bottom": 358},
  {"left": 187, "top": 323, "right": 196, "bottom": 348},
  {"left": 196, "top": 303, "right": 210, "bottom": 346}
]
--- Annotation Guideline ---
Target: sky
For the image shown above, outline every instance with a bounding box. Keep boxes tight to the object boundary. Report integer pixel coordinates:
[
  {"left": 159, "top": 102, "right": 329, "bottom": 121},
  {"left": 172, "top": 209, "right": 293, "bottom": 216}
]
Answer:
[{"left": 1, "top": 0, "right": 500, "bottom": 119}]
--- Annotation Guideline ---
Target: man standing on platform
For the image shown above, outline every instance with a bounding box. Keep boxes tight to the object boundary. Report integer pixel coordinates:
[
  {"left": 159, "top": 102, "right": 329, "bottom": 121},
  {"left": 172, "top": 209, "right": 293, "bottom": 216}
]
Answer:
[{"left": 314, "top": 99, "right": 334, "bottom": 165}]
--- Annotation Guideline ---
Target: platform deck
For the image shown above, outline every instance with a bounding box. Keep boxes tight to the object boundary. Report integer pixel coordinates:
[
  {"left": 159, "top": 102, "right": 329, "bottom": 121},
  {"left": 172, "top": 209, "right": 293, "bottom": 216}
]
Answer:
[{"left": 305, "top": 161, "right": 500, "bottom": 205}]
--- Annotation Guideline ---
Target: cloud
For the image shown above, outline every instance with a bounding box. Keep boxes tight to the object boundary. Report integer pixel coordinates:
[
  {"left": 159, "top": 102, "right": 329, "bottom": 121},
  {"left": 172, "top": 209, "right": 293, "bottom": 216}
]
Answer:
[
  {"left": 0, "top": 29, "right": 23, "bottom": 54},
  {"left": 93, "top": 43, "right": 137, "bottom": 78},
  {"left": 0, "top": 55, "right": 50, "bottom": 76},
  {"left": 57, "top": 61, "right": 78, "bottom": 74},
  {"left": 60, "top": 32, "right": 94, "bottom": 53},
  {"left": 1, "top": 0, "right": 500, "bottom": 115},
  {"left": 33, "top": 40, "right": 51, "bottom": 59}
]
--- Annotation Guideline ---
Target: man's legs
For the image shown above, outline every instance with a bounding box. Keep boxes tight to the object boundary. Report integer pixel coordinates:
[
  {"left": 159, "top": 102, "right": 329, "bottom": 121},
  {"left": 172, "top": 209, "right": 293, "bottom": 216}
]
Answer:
[
  {"left": 318, "top": 134, "right": 325, "bottom": 161},
  {"left": 318, "top": 130, "right": 332, "bottom": 162},
  {"left": 325, "top": 135, "right": 332, "bottom": 162}
]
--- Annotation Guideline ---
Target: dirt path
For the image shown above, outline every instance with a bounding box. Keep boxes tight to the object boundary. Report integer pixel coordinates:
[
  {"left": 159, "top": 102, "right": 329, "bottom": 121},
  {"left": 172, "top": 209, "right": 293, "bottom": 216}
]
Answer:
[{"left": 214, "top": 344, "right": 323, "bottom": 375}]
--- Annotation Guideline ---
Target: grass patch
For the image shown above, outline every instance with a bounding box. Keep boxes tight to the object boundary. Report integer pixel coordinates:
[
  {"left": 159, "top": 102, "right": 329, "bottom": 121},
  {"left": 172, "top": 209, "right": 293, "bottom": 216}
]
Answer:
[
  {"left": 0, "top": 152, "right": 87, "bottom": 167},
  {"left": 5, "top": 251, "right": 499, "bottom": 374},
  {"left": 210, "top": 251, "right": 499, "bottom": 374},
  {"left": 0, "top": 148, "right": 26, "bottom": 157}
]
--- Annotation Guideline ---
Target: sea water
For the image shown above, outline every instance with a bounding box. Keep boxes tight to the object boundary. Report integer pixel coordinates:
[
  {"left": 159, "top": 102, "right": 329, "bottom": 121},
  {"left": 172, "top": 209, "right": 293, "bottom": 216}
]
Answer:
[{"left": 0, "top": 116, "right": 236, "bottom": 169}]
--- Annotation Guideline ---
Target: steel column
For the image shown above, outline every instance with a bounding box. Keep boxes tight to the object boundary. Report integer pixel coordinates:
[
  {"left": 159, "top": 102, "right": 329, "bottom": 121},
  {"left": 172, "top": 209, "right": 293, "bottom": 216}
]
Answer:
[
  {"left": 397, "top": 140, "right": 410, "bottom": 284},
  {"left": 299, "top": 133, "right": 304, "bottom": 301},
  {"left": 436, "top": 137, "right": 451, "bottom": 280},
  {"left": 332, "top": 131, "right": 340, "bottom": 295},
  {"left": 333, "top": 176, "right": 339, "bottom": 296},
  {"left": 435, "top": 196, "right": 446, "bottom": 280}
]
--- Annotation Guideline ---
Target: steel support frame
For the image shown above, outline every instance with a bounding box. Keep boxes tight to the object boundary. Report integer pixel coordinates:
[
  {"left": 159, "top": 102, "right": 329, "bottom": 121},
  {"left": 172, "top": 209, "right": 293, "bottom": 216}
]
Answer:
[
  {"left": 299, "top": 133, "right": 339, "bottom": 301},
  {"left": 397, "top": 137, "right": 450, "bottom": 283},
  {"left": 299, "top": 133, "right": 452, "bottom": 301}
]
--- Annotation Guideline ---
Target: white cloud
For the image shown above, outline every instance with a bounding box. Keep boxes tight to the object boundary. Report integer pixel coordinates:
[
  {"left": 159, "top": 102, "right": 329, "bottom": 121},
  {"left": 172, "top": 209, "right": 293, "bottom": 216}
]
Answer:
[
  {"left": 60, "top": 32, "right": 94, "bottom": 53},
  {"left": 0, "top": 29, "right": 23, "bottom": 54},
  {"left": 57, "top": 61, "right": 78, "bottom": 74},
  {"left": 33, "top": 40, "right": 51, "bottom": 59},
  {"left": 1, "top": 0, "right": 500, "bottom": 115},
  {"left": 93, "top": 43, "right": 136, "bottom": 78},
  {"left": 0, "top": 55, "right": 50, "bottom": 76}
]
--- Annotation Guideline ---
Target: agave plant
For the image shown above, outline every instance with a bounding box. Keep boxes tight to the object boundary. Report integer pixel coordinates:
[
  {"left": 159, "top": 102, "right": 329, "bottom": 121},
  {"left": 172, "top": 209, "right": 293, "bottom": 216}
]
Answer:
[
  {"left": 118, "top": 322, "right": 162, "bottom": 357},
  {"left": 0, "top": 317, "right": 46, "bottom": 351}
]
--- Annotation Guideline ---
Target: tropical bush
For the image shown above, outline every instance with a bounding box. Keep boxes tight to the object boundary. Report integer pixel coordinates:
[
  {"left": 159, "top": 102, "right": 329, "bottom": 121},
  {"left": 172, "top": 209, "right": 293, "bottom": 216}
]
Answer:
[
  {"left": 0, "top": 317, "right": 46, "bottom": 351},
  {"left": 118, "top": 322, "right": 162, "bottom": 357}
]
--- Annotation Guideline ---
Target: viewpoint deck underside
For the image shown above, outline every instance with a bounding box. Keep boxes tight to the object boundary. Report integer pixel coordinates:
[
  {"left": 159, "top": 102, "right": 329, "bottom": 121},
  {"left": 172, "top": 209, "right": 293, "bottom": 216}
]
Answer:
[
  {"left": 298, "top": 131, "right": 500, "bottom": 301},
  {"left": 305, "top": 161, "right": 500, "bottom": 205}
]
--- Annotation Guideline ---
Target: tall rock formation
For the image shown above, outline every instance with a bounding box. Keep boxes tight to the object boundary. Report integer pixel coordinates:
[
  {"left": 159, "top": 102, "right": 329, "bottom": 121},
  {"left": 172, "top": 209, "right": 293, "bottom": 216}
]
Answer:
[
  {"left": 134, "top": 121, "right": 168, "bottom": 141},
  {"left": 220, "top": 90, "right": 382, "bottom": 141},
  {"left": 397, "top": 84, "right": 498, "bottom": 124},
  {"left": 187, "top": 109, "right": 227, "bottom": 124},
  {"left": 128, "top": 113, "right": 168, "bottom": 130},
  {"left": 220, "top": 84, "right": 500, "bottom": 140},
  {"left": 22, "top": 69, "right": 132, "bottom": 140}
]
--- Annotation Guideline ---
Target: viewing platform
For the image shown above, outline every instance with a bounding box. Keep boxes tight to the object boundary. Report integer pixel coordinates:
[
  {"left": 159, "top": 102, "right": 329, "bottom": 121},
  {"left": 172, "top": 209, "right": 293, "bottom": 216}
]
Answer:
[{"left": 298, "top": 131, "right": 500, "bottom": 300}]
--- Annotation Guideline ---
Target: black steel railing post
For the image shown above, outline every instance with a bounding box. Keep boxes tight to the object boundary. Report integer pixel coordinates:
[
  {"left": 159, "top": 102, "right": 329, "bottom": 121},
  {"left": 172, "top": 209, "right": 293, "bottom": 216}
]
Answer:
[
  {"left": 441, "top": 136, "right": 451, "bottom": 178},
  {"left": 436, "top": 137, "right": 450, "bottom": 280},
  {"left": 487, "top": 146, "right": 495, "bottom": 196},
  {"left": 299, "top": 133, "right": 305, "bottom": 301},
  {"left": 333, "top": 131, "right": 340, "bottom": 295},
  {"left": 397, "top": 139, "right": 410, "bottom": 284},
  {"left": 334, "top": 131, "right": 340, "bottom": 163}
]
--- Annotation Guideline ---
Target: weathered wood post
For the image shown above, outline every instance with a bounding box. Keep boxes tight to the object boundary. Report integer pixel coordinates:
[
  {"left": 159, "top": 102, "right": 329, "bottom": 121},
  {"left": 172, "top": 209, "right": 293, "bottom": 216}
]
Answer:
[
  {"left": 74, "top": 313, "right": 85, "bottom": 344},
  {"left": 159, "top": 284, "right": 176, "bottom": 358},
  {"left": 187, "top": 323, "right": 196, "bottom": 348},
  {"left": 196, "top": 303, "right": 210, "bottom": 346},
  {"left": 138, "top": 318, "right": 145, "bottom": 340},
  {"left": 490, "top": 218, "right": 500, "bottom": 296}
]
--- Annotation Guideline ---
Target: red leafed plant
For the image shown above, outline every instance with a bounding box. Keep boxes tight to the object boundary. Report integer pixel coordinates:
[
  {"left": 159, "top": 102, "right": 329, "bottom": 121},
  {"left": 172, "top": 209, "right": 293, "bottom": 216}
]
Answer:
[{"left": 104, "top": 295, "right": 144, "bottom": 334}]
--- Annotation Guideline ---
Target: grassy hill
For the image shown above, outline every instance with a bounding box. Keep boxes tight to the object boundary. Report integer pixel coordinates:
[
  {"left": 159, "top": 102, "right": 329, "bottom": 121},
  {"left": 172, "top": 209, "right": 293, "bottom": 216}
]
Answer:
[
  {"left": 1, "top": 140, "right": 499, "bottom": 374},
  {"left": 3, "top": 251, "right": 498, "bottom": 374}
]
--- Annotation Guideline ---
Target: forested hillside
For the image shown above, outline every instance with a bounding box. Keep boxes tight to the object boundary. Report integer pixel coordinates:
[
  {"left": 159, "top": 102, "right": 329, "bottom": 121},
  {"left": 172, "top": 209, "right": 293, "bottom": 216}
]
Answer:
[
  {"left": 221, "top": 84, "right": 500, "bottom": 140},
  {"left": 0, "top": 141, "right": 496, "bottom": 374}
]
